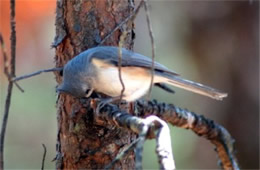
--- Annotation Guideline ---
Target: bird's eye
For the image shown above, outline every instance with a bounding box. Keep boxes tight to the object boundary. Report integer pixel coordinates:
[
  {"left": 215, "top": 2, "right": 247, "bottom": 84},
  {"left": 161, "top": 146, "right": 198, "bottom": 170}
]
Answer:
[{"left": 85, "top": 89, "right": 90, "bottom": 94}]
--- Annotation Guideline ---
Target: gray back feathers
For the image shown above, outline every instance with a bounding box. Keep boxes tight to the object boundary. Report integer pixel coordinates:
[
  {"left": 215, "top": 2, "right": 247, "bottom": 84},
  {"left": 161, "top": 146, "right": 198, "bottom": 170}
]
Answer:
[{"left": 75, "top": 46, "right": 179, "bottom": 76}]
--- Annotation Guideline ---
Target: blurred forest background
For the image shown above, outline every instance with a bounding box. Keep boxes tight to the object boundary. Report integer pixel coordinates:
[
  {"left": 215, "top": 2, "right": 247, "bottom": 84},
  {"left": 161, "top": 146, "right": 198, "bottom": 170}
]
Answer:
[{"left": 0, "top": 0, "right": 259, "bottom": 169}]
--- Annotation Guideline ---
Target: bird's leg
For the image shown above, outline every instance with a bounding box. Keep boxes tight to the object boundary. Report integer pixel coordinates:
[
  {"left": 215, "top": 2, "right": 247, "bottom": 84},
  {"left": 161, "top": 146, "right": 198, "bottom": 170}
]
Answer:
[
  {"left": 96, "top": 96, "right": 122, "bottom": 114},
  {"left": 128, "top": 102, "right": 135, "bottom": 115}
]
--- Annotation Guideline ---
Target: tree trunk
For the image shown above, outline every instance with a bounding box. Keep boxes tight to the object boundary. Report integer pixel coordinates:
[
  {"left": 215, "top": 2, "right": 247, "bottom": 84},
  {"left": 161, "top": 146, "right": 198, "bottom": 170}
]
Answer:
[{"left": 53, "top": 0, "right": 136, "bottom": 169}]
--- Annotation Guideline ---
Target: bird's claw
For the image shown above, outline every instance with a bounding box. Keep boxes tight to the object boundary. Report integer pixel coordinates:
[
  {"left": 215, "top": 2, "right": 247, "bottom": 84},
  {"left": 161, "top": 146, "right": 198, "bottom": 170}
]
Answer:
[
  {"left": 95, "top": 97, "right": 121, "bottom": 114},
  {"left": 96, "top": 101, "right": 106, "bottom": 115}
]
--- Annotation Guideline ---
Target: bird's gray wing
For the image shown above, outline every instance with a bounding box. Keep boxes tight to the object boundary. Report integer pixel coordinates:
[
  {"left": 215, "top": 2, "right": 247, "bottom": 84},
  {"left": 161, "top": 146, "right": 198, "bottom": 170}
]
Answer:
[{"left": 89, "top": 46, "right": 179, "bottom": 76}]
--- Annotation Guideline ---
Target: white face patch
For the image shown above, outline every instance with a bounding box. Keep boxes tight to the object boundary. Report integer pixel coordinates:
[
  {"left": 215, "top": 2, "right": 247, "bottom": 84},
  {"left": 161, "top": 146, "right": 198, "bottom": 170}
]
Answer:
[{"left": 85, "top": 88, "right": 94, "bottom": 97}]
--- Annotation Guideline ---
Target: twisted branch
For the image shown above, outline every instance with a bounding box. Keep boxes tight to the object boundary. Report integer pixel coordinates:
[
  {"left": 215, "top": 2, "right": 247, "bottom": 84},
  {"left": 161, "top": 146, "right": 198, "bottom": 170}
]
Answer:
[
  {"left": 81, "top": 98, "right": 239, "bottom": 169},
  {"left": 91, "top": 102, "right": 176, "bottom": 170},
  {"left": 136, "top": 100, "right": 239, "bottom": 170}
]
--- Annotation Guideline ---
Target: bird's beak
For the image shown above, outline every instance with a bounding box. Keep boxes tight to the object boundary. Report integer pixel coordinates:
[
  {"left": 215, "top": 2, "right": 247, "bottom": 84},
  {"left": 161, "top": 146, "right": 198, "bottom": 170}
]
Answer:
[
  {"left": 56, "top": 84, "right": 75, "bottom": 97},
  {"left": 56, "top": 84, "right": 66, "bottom": 95}
]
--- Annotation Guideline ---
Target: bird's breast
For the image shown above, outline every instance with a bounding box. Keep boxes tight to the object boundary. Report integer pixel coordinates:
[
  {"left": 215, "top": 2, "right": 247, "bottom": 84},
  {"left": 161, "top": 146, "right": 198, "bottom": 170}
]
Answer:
[{"left": 93, "top": 65, "right": 152, "bottom": 101}]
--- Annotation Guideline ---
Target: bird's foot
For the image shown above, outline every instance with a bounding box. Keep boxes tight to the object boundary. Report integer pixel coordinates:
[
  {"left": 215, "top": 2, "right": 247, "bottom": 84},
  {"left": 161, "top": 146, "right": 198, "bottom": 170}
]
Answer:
[{"left": 95, "top": 96, "right": 122, "bottom": 114}]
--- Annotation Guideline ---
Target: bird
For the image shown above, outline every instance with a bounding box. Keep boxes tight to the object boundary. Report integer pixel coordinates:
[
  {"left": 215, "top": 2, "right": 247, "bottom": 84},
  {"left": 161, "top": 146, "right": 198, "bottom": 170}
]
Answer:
[{"left": 57, "top": 46, "right": 227, "bottom": 103}]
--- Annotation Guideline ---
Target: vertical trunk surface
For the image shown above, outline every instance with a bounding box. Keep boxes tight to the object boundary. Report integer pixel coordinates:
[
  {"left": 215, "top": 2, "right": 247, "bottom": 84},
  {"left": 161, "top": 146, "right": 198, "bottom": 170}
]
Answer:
[{"left": 53, "top": 0, "right": 136, "bottom": 169}]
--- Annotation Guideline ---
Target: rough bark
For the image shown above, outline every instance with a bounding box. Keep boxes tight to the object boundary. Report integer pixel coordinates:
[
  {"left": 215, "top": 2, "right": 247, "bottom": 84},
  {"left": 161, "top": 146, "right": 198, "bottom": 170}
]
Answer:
[{"left": 53, "top": 0, "right": 136, "bottom": 169}]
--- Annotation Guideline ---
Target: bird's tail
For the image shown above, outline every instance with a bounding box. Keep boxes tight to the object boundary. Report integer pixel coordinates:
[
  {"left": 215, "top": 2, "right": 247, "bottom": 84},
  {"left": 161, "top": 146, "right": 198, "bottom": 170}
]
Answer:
[{"left": 158, "top": 74, "right": 228, "bottom": 100}]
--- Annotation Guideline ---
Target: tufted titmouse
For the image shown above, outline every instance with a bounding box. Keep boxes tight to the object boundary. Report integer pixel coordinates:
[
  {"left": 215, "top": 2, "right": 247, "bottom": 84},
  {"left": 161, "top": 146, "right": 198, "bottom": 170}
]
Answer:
[{"left": 57, "top": 46, "right": 227, "bottom": 101}]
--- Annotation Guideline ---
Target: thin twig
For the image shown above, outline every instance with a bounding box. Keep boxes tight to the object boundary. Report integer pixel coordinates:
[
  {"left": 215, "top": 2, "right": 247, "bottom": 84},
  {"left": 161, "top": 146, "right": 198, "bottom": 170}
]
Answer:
[
  {"left": 41, "top": 144, "right": 47, "bottom": 170},
  {"left": 118, "top": 31, "right": 127, "bottom": 102},
  {"left": 0, "top": 34, "right": 10, "bottom": 77},
  {"left": 10, "top": 0, "right": 16, "bottom": 76},
  {"left": 0, "top": 0, "right": 16, "bottom": 169},
  {"left": 144, "top": 0, "right": 156, "bottom": 100},
  {"left": 12, "top": 80, "right": 24, "bottom": 92},
  {"left": 0, "top": 84, "right": 13, "bottom": 170},
  {"left": 104, "top": 138, "right": 140, "bottom": 170},
  {"left": 0, "top": 34, "right": 24, "bottom": 92},
  {"left": 12, "top": 67, "right": 63, "bottom": 82},
  {"left": 98, "top": 0, "right": 144, "bottom": 45}
]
